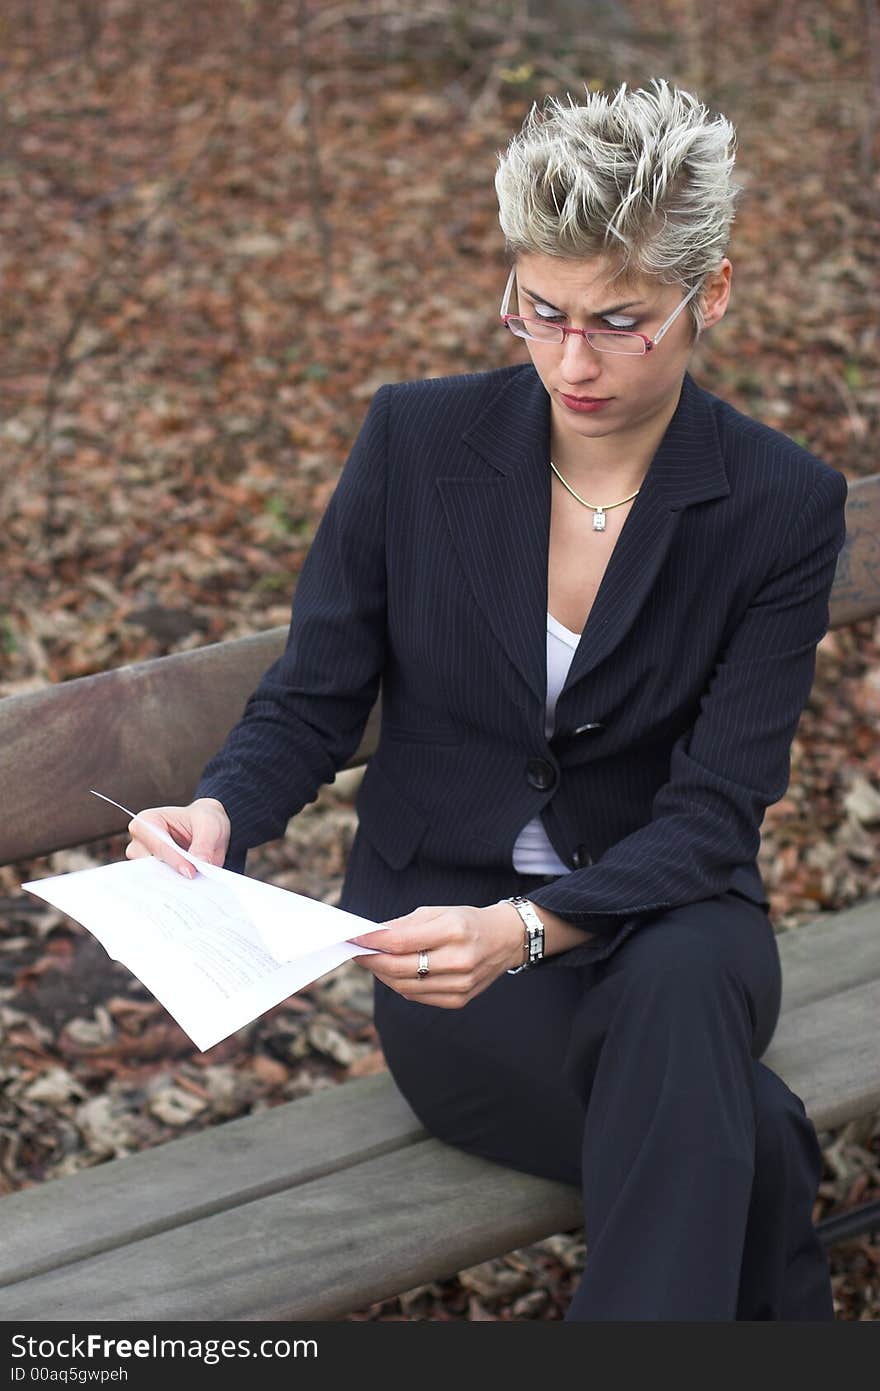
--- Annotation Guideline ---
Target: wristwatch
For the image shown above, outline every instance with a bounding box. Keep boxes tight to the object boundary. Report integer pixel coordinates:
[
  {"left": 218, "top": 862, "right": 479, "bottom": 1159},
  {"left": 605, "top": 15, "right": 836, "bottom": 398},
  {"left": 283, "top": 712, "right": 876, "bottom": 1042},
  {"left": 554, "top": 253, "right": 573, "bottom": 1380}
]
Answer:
[{"left": 504, "top": 896, "right": 546, "bottom": 973}]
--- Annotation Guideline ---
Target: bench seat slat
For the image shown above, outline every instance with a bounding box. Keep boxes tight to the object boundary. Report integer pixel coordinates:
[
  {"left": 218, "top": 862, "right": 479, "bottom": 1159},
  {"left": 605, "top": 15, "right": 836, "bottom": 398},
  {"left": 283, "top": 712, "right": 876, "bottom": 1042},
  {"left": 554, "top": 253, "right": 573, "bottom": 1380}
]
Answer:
[
  {"left": 1, "top": 965, "right": 878, "bottom": 1320},
  {"left": 763, "top": 978, "right": 880, "bottom": 1131},
  {"left": 0, "top": 1071, "right": 423, "bottom": 1287},
  {"left": 0, "top": 1140, "right": 584, "bottom": 1322},
  {"left": 776, "top": 899, "right": 880, "bottom": 1010},
  {"left": 1, "top": 904, "right": 875, "bottom": 1288}
]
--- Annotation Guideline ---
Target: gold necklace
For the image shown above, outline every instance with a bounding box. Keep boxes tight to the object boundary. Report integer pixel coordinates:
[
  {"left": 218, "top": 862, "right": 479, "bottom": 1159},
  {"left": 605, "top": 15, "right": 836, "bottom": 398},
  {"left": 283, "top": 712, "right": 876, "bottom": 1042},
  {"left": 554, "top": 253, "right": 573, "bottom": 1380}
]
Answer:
[{"left": 549, "top": 459, "right": 641, "bottom": 532}]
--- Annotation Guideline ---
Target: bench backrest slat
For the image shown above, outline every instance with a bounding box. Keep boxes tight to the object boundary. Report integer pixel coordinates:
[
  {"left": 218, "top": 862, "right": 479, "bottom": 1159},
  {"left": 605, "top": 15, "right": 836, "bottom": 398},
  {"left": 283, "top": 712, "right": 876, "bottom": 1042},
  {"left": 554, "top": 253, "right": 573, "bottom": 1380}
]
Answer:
[{"left": 1, "top": 473, "right": 877, "bottom": 868}]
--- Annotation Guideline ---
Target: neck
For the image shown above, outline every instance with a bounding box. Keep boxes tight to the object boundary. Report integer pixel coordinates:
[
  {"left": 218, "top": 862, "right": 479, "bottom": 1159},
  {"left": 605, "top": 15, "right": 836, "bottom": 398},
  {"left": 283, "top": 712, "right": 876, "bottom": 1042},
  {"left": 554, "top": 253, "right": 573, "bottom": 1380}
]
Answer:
[
  {"left": 549, "top": 377, "right": 685, "bottom": 496},
  {"left": 550, "top": 450, "right": 648, "bottom": 501}
]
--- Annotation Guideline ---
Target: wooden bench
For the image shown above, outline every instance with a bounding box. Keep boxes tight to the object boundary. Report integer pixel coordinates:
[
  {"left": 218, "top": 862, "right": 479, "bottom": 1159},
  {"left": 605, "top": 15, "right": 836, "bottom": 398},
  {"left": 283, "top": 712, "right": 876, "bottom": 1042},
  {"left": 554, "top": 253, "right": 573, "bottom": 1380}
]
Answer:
[{"left": 1, "top": 472, "right": 878, "bottom": 1322}]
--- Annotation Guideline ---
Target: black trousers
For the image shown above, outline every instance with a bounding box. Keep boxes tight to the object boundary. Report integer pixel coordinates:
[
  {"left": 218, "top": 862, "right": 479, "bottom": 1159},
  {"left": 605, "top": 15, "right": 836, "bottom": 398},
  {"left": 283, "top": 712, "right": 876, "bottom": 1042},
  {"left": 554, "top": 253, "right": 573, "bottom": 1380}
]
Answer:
[{"left": 372, "top": 884, "right": 834, "bottom": 1321}]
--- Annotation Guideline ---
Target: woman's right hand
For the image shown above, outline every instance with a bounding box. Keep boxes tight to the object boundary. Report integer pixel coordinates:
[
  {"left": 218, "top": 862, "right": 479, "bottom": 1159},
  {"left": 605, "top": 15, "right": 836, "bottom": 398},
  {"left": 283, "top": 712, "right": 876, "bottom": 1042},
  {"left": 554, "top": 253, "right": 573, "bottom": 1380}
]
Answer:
[{"left": 124, "top": 798, "right": 231, "bottom": 878}]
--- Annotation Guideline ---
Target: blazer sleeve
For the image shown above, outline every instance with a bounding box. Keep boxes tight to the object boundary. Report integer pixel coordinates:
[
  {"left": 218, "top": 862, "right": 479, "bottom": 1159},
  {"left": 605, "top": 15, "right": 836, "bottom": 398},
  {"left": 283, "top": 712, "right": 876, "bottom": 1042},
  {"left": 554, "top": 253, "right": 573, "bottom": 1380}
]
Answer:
[
  {"left": 191, "top": 384, "right": 391, "bottom": 866},
  {"left": 529, "top": 463, "right": 849, "bottom": 968}
]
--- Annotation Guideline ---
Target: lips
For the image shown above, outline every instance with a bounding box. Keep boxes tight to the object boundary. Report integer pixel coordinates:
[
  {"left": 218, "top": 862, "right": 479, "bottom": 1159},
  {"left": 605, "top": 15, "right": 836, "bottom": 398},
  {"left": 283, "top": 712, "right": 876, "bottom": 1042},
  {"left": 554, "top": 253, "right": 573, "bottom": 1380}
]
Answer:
[{"left": 559, "top": 391, "right": 613, "bottom": 413}]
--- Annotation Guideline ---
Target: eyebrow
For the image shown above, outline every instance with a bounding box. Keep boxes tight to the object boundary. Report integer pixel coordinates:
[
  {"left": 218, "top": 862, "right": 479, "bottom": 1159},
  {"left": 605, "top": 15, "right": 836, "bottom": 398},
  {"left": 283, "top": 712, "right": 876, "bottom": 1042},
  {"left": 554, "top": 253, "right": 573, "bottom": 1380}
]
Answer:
[{"left": 520, "top": 286, "right": 645, "bottom": 316}]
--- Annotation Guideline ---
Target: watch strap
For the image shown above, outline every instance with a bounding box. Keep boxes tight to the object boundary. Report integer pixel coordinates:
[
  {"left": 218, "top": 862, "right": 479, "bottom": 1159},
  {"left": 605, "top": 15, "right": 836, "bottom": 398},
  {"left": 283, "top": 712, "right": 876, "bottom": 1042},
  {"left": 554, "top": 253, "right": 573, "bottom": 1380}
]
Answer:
[{"left": 504, "top": 896, "right": 546, "bottom": 973}]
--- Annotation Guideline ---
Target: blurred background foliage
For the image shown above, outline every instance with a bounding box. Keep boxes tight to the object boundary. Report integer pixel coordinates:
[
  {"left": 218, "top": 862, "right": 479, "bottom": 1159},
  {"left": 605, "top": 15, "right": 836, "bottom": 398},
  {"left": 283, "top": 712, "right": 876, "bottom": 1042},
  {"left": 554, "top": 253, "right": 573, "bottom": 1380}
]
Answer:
[{"left": 0, "top": 0, "right": 876, "bottom": 687}]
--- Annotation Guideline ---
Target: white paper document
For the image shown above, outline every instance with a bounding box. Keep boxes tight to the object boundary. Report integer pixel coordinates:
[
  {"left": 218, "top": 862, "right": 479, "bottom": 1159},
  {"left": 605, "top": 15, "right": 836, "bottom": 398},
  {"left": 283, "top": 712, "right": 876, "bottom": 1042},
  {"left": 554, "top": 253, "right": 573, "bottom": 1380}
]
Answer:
[{"left": 20, "top": 793, "right": 391, "bottom": 1053}]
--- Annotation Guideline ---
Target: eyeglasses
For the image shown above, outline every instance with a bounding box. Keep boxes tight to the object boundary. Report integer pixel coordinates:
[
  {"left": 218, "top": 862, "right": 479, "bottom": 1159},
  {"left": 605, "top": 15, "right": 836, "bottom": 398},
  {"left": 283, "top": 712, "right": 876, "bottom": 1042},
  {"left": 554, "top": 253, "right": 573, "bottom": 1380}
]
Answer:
[{"left": 499, "top": 265, "right": 701, "bottom": 356}]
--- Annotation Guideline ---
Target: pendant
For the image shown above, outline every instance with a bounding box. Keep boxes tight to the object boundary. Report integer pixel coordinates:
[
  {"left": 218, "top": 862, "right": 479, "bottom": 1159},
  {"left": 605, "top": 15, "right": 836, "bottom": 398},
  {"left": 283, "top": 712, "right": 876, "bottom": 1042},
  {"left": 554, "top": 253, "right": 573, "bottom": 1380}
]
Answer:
[{"left": 593, "top": 508, "right": 606, "bottom": 531}]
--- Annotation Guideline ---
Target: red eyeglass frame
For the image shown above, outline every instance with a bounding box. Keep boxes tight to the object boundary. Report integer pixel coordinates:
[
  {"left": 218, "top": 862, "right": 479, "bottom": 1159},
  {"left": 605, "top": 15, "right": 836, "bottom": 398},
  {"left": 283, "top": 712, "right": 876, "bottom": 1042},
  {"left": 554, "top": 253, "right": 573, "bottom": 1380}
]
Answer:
[{"left": 498, "top": 265, "right": 701, "bottom": 354}]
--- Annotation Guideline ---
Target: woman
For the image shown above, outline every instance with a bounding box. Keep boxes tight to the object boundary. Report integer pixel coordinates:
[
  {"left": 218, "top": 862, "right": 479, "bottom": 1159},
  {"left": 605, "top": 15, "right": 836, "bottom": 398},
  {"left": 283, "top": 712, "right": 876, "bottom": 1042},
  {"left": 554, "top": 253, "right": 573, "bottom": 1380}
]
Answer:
[{"left": 126, "top": 80, "right": 847, "bottom": 1320}]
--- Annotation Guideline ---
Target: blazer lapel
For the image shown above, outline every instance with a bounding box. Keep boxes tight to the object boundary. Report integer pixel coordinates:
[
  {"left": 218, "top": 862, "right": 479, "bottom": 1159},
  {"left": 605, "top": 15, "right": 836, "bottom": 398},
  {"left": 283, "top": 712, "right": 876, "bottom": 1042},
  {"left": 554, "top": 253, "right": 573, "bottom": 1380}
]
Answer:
[
  {"left": 560, "top": 372, "right": 731, "bottom": 695},
  {"left": 438, "top": 366, "right": 731, "bottom": 711},
  {"left": 437, "top": 368, "right": 552, "bottom": 707}
]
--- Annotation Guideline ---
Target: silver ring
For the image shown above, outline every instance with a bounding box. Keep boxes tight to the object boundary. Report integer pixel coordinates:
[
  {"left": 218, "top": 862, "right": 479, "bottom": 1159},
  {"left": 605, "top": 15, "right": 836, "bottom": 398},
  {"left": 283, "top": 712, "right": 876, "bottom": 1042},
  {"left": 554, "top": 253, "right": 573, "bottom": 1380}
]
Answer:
[{"left": 417, "top": 950, "right": 430, "bottom": 979}]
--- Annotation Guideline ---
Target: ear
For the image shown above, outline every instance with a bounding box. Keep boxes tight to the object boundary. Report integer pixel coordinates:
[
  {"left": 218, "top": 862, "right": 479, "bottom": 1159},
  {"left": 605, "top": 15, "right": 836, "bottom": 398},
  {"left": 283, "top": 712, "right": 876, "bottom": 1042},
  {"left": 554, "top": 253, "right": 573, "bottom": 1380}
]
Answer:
[{"left": 699, "top": 258, "right": 732, "bottom": 330}]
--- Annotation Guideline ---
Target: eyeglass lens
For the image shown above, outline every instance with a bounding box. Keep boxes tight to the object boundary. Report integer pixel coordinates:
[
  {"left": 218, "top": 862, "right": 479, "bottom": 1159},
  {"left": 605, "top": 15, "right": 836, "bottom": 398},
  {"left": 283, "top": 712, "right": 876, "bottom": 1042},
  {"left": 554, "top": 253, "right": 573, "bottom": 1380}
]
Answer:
[{"left": 505, "top": 317, "right": 645, "bottom": 355}]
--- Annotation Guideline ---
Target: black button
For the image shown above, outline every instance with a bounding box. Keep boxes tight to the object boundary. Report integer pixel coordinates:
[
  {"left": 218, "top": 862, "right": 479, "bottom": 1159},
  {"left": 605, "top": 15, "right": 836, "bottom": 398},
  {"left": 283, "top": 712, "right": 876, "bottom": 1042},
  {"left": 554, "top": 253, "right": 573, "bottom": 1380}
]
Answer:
[
  {"left": 573, "top": 721, "right": 606, "bottom": 735},
  {"left": 526, "top": 757, "right": 555, "bottom": 791},
  {"left": 572, "top": 843, "right": 592, "bottom": 868}
]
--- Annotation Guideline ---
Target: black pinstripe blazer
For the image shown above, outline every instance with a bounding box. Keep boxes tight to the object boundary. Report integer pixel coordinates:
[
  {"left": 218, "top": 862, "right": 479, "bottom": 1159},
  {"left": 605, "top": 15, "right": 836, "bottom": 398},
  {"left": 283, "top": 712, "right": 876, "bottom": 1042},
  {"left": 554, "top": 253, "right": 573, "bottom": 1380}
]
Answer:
[{"left": 193, "top": 363, "right": 848, "bottom": 969}]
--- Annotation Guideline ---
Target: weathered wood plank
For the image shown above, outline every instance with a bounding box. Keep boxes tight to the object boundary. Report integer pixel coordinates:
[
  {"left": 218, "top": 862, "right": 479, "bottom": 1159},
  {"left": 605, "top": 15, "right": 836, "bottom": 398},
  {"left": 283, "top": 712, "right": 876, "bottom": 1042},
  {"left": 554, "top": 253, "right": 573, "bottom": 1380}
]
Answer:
[
  {"left": 0, "top": 1139, "right": 584, "bottom": 1322},
  {"left": 0, "top": 631, "right": 381, "bottom": 865},
  {"left": 0, "top": 1070, "right": 423, "bottom": 1287},
  {"left": 763, "top": 978, "right": 880, "bottom": 1132},
  {"left": 1, "top": 473, "right": 876, "bottom": 867},
  {"left": 833, "top": 472, "right": 880, "bottom": 626},
  {"left": 0, "top": 630, "right": 276, "bottom": 864},
  {"left": 4, "top": 958, "right": 878, "bottom": 1324},
  {"left": 0, "top": 951, "right": 877, "bottom": 1317},
  {"left": 776, "top": 898, "right": 880, "bottom": 1010}
]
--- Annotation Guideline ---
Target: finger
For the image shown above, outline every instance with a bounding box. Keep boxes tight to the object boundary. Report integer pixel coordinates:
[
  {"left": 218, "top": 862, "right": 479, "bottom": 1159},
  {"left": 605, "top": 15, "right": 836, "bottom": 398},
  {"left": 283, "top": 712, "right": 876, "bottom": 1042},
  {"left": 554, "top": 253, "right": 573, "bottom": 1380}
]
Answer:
[
  {"left": 166, "top": 807, "right": 228, "bottom": 866},
  {"left": 187, "top": 828, "right": 230, "bottom": 866},
  {"left": 188, "top": 841, "right": 226, "bottom": 866},
  {"left": 348, "top": 908, "right": 461, "bottom": 954},
  {"left": 355, "top": 947, "right": 473, "bottom": 992},
  {"left": 154, "top": 809, "right": 202, "bottom": 854},
  {"left": 363, "top": 963, "right": 476, "bottom": 1008},
  {"left": 352, "top": 905, "right": 450, "bottom": 938},
  {"left": 353, "top": 928, "right": 462, "bottom": 959},
  {"left": 128, "top": 815, "right": 196, "bottom": 879},
  {"left": 383, "top": 955, "right": 473, "bottom": 987}
]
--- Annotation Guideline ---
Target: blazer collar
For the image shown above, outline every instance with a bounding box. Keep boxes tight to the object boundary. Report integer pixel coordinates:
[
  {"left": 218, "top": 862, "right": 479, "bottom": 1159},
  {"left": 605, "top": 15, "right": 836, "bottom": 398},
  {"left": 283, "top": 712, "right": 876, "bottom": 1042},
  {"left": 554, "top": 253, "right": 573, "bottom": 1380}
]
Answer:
[
  {"left": 461, "top": 364, "right": 730, "bottom": 506},
  {"left": 438, "top": 366, "right": 730, "bottom": 710}
]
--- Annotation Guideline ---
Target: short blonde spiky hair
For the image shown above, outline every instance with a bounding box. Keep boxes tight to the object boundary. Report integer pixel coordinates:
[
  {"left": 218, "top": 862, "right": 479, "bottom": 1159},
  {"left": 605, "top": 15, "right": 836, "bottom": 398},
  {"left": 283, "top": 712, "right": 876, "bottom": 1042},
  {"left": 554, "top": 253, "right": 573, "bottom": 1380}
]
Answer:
[{"left": 494, "top": 78, "right": 741, "bottom": 334}]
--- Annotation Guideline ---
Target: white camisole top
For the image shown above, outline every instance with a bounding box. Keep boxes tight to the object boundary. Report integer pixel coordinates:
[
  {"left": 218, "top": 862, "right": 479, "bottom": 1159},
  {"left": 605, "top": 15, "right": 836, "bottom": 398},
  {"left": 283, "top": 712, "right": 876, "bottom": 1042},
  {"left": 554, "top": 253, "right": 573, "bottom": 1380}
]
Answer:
[{"left": 511, "top": 611, "right": 580, "bottom": 875}]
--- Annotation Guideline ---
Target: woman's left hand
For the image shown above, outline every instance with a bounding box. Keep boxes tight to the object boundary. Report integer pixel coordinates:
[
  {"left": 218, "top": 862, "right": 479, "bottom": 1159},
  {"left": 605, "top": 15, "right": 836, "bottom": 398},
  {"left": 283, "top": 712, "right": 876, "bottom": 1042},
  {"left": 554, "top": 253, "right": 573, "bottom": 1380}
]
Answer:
[{"left": 347, "top": 902, "right": 524, "bottom": 1008}]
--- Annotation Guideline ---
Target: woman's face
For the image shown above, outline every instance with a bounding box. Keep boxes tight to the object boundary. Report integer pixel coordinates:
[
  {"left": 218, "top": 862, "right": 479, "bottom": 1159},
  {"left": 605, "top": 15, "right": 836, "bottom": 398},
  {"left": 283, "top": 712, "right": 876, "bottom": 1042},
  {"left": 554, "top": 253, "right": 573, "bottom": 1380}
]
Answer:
[{"left": 509, "top": 251, "right": 730, "bottom": 455}]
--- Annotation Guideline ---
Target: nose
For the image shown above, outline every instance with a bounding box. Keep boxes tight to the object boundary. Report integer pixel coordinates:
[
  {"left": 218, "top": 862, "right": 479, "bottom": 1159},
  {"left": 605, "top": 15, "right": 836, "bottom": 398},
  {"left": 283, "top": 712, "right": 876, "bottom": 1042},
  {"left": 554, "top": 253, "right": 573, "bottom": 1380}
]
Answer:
[{"left": 559, "top": 330, "right": 603, "bottom": 383}]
